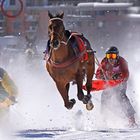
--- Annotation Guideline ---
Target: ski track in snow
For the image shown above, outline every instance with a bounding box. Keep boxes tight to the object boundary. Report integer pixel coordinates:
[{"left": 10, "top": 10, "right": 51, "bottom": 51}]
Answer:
[{"left": 12, "top": 128, "right": 140, "bottom": 140}]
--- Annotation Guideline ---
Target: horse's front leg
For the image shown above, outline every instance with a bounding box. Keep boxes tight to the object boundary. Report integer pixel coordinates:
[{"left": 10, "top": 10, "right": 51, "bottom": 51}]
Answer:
[
  {"left": 56, "top": 82, "right": 76, "bottom": 109},
  {"left": 76, "top": 72, "right": 85, "bottom": 101}
]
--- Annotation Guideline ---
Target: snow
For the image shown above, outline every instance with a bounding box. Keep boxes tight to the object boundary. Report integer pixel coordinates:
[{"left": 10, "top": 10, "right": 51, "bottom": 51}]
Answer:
[
  {"left": 77, "top": 2, "right": 132, "bottom": 7},
  {"left": 127, "top": 7, "right": 140, "bottom": 14},
  {"left": 67, "top": 14, "right": 92, "bottom": 18},
  {"left": 127, "top": 14, "right": 140, "bottom": 19},
  {"left": 77, "top": 2, "right": 133, "bottom": 10}
]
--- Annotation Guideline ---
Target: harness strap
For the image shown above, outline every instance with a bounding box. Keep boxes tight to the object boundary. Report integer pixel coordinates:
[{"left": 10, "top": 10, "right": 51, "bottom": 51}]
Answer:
[
  {"left": 94, "top": 55, "right": 107, "bottom": 80},
  {"left": 48, "top": 49, "right": 86, "bottom": 69}
]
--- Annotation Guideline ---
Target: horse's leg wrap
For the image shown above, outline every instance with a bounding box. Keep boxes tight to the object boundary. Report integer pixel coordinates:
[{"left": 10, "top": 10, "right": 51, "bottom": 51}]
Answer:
[
  {"left": 77, "top": 91, "right": 84, "bottom": 101},
  {"left": 65, "top": 99, "right": 76, "bottom": 109},
  {"left": 82, "top": 94, "right": 91, "bottom": 104},
  {"left": 76, "top": 72, "right": 85, "bottom": 101}
]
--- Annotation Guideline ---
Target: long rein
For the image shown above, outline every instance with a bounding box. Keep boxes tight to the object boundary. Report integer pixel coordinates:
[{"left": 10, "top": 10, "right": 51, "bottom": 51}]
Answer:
[{"left": 47, "top": 34, "right": 86, "bottom": 68}]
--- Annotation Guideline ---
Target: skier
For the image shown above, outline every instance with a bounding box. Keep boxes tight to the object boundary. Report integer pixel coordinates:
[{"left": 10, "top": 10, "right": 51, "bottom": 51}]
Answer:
[
  {"left": 0, "top": 67, "right": 17, "bottom": 109},
  {"left": 25, "top": 34, "right": 38, "bottom": 55},
  {"left": 95, "top": 46, "right": 137, "bottom": 127}
]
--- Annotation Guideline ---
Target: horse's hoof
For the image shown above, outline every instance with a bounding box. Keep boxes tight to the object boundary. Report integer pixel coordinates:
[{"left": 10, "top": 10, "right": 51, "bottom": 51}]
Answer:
[
  {"left": 86, "top": 100, "right": 94, "bottom": 111},
  {"left": 70, "top": 99, "right": 76, "bottom": 104},
  {"left": 65, "top": 99, "right": 76, "bottom": 110},
  {"left": 82, "top": 94, "right": 91, "bottom": 104}
]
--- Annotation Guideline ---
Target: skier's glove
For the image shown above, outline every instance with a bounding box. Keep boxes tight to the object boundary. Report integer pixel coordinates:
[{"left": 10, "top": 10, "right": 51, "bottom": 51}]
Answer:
[
  {"left": 100, "top": 74, "right": 105, "bottom": 80},
  {"left": 9, "top": 96, "right": 17, "bottom": 105},
  {"left": 112, "top": 73, "right": 122, "bottom": 80}
]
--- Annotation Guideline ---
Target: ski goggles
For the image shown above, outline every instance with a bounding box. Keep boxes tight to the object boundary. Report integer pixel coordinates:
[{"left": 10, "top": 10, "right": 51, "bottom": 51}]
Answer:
[{"left": 106, "top": 53, "right": 117, "bottom": 59}]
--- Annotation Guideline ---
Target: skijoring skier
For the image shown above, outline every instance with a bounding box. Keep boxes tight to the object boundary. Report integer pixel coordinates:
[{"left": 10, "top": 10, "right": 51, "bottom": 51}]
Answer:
[
  {"left": 0, "top": 67, "right": 17, "bottom": 109},
  {"left": 95, "top": 46, "right": 137, "bottom": 127}
]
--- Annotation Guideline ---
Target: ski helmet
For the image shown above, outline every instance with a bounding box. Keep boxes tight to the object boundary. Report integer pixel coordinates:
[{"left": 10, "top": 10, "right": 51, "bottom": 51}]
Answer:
[{"left": 106, "top": 46, "right": 119, "bottom": 54}]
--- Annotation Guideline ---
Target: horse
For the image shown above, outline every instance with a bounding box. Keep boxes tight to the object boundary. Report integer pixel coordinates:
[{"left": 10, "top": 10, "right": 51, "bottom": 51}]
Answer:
[{"left": 46, "top": 12, "right": 95, "bottom": 110}]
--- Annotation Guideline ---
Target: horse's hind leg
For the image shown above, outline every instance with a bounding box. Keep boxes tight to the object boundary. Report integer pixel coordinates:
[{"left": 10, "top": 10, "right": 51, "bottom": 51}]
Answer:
[
  {"left": 56, "top": 83, "right": 76, "bottom": 109},
  {"left": 86, "top": 54, "right": 95, "bottom": 95},
  {"left": 75, "top": 72, "right": 85, "bottom": 101},
  {"left": 76, "top": 71, "right": 93, "bottom": 110},
  {"left": 76, "top": 70, "right": 92, "bottom": 102}
]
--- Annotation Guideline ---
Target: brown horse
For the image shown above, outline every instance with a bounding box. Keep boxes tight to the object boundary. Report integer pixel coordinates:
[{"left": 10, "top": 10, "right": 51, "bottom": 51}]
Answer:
[{"left": 46, "top": 12, "right": 95, "bottom": 110}]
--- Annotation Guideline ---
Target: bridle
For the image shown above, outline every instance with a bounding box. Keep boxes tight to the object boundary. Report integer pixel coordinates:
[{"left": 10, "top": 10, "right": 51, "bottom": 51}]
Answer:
[
  {"left": 49, "top": 18, "right": 66, "bottom": 45},
  {"left": 48, "top": 18, "right": 79, "bottom": 47},
  {"left": 47, "top": 17, "right": 87, "bottom": 68}
]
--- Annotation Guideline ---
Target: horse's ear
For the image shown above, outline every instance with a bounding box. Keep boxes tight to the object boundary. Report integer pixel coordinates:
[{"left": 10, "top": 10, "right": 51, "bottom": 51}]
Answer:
[
  {"left": 59, "top": 11, "right": 64, "bottom": 19},
  {"left": 48, "top": 11, "right": 53, "bottom": 19}
]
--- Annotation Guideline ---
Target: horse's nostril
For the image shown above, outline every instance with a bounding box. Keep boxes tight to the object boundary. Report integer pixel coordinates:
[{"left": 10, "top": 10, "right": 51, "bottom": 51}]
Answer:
[{"left": 53, "top": 40, "right": 59, "bottom": 47}]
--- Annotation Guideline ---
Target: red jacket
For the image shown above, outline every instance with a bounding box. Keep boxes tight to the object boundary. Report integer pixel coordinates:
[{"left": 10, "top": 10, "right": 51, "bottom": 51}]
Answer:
[{"left": 96, "top": 56, "right": 129, "bottom": 82}]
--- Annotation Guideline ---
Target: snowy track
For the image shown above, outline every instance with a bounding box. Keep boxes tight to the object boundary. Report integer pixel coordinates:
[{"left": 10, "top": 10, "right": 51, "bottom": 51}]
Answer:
[{"left": 14, "top": 127, "right": 140, "bottom": 140}]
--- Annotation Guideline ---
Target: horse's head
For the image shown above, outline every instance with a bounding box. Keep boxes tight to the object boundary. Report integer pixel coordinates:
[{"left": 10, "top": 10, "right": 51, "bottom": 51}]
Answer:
[{"left": 48, "top": 11, "right": 65, "bottom": 49}]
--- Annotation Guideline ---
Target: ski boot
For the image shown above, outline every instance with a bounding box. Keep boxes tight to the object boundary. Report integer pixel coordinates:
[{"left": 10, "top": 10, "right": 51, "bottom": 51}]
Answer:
[{"left": 128, "top": 116, "right": 138, "bottom": 128}]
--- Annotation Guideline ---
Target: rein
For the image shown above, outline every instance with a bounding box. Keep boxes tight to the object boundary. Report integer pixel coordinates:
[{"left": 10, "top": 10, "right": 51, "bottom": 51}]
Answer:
[
  {"left": 47, "top": 49, "right": 86, "bottom": 69},
  {"left": 94, "top": 55, "right": 107, "bottom": 80}
]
